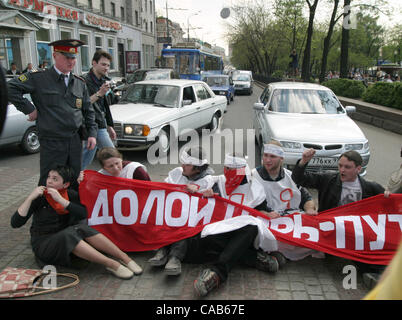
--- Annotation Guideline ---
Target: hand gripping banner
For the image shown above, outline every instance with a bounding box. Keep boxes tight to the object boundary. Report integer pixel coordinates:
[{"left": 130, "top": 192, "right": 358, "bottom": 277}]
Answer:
[{"left": 79, "top": 170, "right": 402, "bottom": 265}]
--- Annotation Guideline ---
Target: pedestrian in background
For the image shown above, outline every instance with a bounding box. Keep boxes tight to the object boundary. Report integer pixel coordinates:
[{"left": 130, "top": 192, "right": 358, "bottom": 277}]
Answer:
[
  {"left": 289, "top": 49, "right": 298, "bottom": 77},
  {"left": 7, "top": 62, "right": 21, "bottom": 76},
  {"left": 7, "top": 39, "right": 97, "bottom": 187},
  {"left": 81, "top": 50, "right": 116, "bottom": 169}
]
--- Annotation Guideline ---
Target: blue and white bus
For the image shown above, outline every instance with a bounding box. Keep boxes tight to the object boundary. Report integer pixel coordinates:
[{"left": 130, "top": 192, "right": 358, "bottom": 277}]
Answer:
[{"left": 161, "top": 44, "right": 224, "bottom": 80}]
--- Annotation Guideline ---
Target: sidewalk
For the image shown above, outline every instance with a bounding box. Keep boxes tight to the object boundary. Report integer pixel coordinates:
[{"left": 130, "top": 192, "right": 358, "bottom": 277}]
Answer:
[{"left": 0, "top": 166, "right": 371, "bottom": 301}]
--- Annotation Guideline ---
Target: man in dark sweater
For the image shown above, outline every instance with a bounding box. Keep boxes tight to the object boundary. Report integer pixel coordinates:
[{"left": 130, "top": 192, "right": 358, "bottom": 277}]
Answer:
[
  {"left": 291, "top": 148, "right": 385, "bottom": 212},
  {"left": 81, "top": 50, "right": 116, "bottom": 169}
]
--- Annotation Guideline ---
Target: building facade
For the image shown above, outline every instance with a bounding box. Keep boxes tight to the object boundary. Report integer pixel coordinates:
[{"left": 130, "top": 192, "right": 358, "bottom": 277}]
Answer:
[{"left": 0, "top": 0, "right": 156, "bottom": 76}]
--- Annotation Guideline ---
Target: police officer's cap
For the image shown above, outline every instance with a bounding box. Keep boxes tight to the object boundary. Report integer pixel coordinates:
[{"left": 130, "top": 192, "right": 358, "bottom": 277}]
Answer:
[{"left": 49, "top": 39, "right": 85, "bottom": 58}]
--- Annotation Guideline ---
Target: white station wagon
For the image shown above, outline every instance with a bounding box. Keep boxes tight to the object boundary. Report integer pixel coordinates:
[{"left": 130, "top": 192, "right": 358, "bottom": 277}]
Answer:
[
  {"left": 253, "top": 82, "right": 370, "bottom": 175},
  {"left": 110, "top": 79, "right": 227, "bottom": 154}
]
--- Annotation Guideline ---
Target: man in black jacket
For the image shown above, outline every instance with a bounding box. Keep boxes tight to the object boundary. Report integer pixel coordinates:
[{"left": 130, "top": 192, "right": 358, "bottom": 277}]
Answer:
[
  {"left": 81, "top": 50, "right": 116, "bottom": 169},
  {"left": 291, "top": 148, "right": 385, "bottom": 212}
]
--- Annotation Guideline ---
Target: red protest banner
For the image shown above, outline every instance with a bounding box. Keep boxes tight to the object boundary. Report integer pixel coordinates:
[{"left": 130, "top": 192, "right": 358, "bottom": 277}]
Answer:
[{"left": 79, "top": 170, "right": 402, "bottom": 265}]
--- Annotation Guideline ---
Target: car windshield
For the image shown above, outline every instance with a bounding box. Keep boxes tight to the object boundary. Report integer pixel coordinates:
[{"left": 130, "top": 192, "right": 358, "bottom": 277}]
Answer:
[
  {"left": 204, "top": 77, "right": 229, "bottom": 86},
  {"left": 126, "top": 71, "right": 146, "bottom": 83},
  {"left": 233, "top": 74, "right": 250, "bottom": 81},
  {"left": 144, "top": 71, "right": 170, "bottom": 80},
  {"left": 269, "top": 89, "right": 344, "bottom": 114},
  {"left": 120, "top": 84, "right": 180, "bottom": 108}
]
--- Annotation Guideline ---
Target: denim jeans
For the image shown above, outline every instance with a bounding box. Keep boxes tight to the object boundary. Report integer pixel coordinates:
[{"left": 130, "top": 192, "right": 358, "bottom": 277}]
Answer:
[{"left": 81, "top": 128, "right": 115, "bottom": 169}]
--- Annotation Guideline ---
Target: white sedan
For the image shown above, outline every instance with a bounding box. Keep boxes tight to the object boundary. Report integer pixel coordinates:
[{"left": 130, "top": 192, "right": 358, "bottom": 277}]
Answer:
[
  {"left": 253, "top": 82, "right": 370, "bottom": 175},
  {"left": 110, "top": 79, "right": 227, "bottom": 155}
]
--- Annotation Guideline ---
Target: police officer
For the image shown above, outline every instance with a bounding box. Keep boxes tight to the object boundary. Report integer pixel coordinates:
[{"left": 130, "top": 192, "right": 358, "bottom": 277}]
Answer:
[{"left": 7, "top": 39, "right": 97, "bottom": 187}]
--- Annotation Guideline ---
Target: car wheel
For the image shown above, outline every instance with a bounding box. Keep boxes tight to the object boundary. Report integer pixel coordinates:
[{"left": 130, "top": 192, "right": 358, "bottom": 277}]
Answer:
[
  {"left": 208, "top": 113, "right": 219, "bottom": 132},
  {"left": 20, "top": 126, "right": 40, "bottom": 154},
  {"left": 155, "top": 128, "right": 170, "bottom": 157}
]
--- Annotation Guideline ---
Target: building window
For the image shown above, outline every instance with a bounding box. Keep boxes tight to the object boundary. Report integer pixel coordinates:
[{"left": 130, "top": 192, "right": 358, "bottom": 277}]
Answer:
[
  {"left": 150, "top": 21, "right": 153, "bottom": 33},
  {"left": 60, "top": 30, "right": 72, "bottom": 40},
  {"left": 150, "top": 1, "right": 152, "bottom": 13},
  {"left": 108, "top": 38, "right": 115, "bottom": 69},
  {"left": 144, "top": 0, "right": 147, "bottom": 12},
  {"left": 36, "top": 29, "right": 51, "bottom": 67},
  {"left": 135, "top": 11, "right": 139, "bottom": 26},
  {"left": 120, "top": 6, "right": 125, "bottom": 22},
  {"left": 95, "top": 36, "right": 103, "bottom": 51},
  {"left": 127, "top": 39, "right": 133, "bottom": 51},
  {"left": 111, "top": 2, "right": 116, "bottom": 17},
  {"left": 101, "top": 0, "right": 105, "bottom": 13},
  {"left": 88, "top": 0, "right": 92, "bottom": 9},
  {"left": 80, "top": 34, "right": 90, "bottom": 72}
]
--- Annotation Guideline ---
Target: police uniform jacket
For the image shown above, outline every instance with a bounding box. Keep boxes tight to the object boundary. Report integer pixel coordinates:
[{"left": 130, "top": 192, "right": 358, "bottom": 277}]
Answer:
[{"left": 7, "top": 67, "right": 97, "bottom": 139}]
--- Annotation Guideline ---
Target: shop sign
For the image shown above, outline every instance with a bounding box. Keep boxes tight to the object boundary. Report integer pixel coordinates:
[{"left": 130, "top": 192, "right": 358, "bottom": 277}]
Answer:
[
  {"left": 0, "top": 0, "right": 79, "bottom": 22},
  {"left": 83, "top": 13, "right": 122, "bottom": 32}
]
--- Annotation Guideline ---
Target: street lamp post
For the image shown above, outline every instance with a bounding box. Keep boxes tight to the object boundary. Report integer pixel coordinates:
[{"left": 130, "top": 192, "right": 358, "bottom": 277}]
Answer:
[{"left": 187, "top": 11, "right": 200, "bottom": 42}]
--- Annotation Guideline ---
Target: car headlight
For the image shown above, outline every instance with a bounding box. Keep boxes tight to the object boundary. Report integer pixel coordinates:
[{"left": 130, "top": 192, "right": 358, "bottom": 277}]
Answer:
[
  {"left": 279, "top": 141, "right": 302, "bottom": 150},
  {"left": 345, "top": 143, "right": 363, "bottom": 151},
  {"left": 363, "top": 141, "right": 369, "bottom": 150},
  {"left": 219, "top": 91, "right": 227, "bottom": 95},
  {"left": 124, "top": 124, "right": 150, "bottom": 136}
]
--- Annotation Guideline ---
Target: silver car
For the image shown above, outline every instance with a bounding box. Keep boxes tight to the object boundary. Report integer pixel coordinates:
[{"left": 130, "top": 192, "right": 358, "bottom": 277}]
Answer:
[
  {"left": 253, "top": 82, "right": 370, "bottom": 175},
  {"left": 0, "top": 100, "right": 40, "bottom": 154}
]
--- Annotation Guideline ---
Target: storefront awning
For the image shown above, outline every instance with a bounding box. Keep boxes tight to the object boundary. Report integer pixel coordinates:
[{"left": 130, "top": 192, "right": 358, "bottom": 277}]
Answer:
[{"left": 0, "top": 10, "right": 40, "bottom": 31}]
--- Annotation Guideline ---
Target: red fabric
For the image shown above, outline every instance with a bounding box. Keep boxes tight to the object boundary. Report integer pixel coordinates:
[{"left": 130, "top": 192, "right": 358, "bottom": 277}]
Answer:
[
  {"left": 79, "top": 170, "right": 402, "bottom": 265},
  {"left": 224, "top": 167, "right": 246, "bottom": 195},
  {"left": 44, "top": 188, "right": 69, "bottom": 215}
]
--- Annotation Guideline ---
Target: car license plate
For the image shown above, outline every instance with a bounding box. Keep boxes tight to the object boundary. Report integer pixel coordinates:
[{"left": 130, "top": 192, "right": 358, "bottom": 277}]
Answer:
[{"left": 309, "top": 157, "right": 338, "bottom": 167}]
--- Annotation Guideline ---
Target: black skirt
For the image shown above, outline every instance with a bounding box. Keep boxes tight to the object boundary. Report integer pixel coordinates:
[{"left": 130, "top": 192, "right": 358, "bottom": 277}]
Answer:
[{"left": 31, "top": 222, "right": 99, "bottom": 267}]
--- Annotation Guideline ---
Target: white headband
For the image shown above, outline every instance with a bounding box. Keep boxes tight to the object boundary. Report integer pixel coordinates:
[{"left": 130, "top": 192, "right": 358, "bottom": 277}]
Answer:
[
  {"left": 224, "top": 154, "right": 248, "bottom": 168},
  {"left": 180, "top": 150, "right": 208, "bottom": 166},
  {"left": 263, "top": 144, "right": 284, "bottom": 157}
]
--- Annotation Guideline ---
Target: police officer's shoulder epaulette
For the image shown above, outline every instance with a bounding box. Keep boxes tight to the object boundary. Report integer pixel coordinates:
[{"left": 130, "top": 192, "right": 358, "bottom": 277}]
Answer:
[
  {"left": 17, "top": 69, "right": 44, "bottom": 82},
  {"left": 73, "top": 74, "right": 85, "bottom": 82}
]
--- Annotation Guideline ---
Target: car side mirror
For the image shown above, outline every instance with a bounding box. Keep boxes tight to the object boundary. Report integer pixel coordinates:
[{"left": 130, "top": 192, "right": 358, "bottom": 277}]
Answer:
[
  {"left": 182, "top": 100, "right": 192, "bottom": 106},
  {"left": 253, "top": 102, "right": 265, "bottom": 111},
  {"left": 345, "top": 106, "right": 356, "bottom": 114}
]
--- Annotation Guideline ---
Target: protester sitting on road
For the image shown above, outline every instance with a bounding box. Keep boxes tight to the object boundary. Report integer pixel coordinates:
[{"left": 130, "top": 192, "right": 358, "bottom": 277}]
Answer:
[
  {"left": 292, "top": 148, "right": 389, "bottom": 284},
  {"left": 386, "top": 146, "right": 402, "bottom": 194},
  {"left": 291, "top": 148, "right": 386, "bottom": 212},
  {"left": 11, "top": 165, "right": 142, "bottom": 280},
  {"left": 148, "top": 147, "right": 215, "bottom": 276},
  {"left": 252, "top": 141, "right": 321, "bottom": 264},
  {"left": 78, "top": 147, "right": 150, "bottom": 182},
  {"left": 165, "top": 152, "right": 280, "bottom": 297},
  {"left": 252, "top": 141, "right": 317, "bottom": 219}
]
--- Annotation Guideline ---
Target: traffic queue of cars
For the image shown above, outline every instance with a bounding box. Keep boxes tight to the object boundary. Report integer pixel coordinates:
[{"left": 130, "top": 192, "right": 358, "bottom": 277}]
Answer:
[{"left": 2, "top": 68, "right": 370, "bottom": 177}]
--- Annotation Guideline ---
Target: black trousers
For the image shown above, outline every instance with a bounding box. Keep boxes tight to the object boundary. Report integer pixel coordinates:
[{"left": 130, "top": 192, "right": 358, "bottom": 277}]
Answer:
[
  {"left": 180, "top": 225, "right": 259, "bottom": 282},
  {"left": 38, "top": 133, "right": 82, "bottom": 188}
]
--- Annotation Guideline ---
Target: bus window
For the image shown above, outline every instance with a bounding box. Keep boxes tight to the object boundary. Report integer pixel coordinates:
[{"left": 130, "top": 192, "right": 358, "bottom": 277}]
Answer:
[{"left": 179, "top": 54, "right": 190, "bottom": 74}]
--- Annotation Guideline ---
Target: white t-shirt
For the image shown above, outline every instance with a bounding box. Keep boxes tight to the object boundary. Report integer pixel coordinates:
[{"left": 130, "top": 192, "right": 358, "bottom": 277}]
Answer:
[{"left": 339, "top": 177, "right": 362, "bottom": 206}]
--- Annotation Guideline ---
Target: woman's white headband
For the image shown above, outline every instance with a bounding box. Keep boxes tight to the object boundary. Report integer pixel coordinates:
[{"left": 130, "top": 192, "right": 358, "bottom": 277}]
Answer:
[
  {"left": 263, "top": 144, "right": 284, "bottom": 157},
  {"left": 224, "top": 154, "right": 248, "bottom": 168},
  {"left": 180, "top": 150, "right": 208, "bottom": 166}
]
